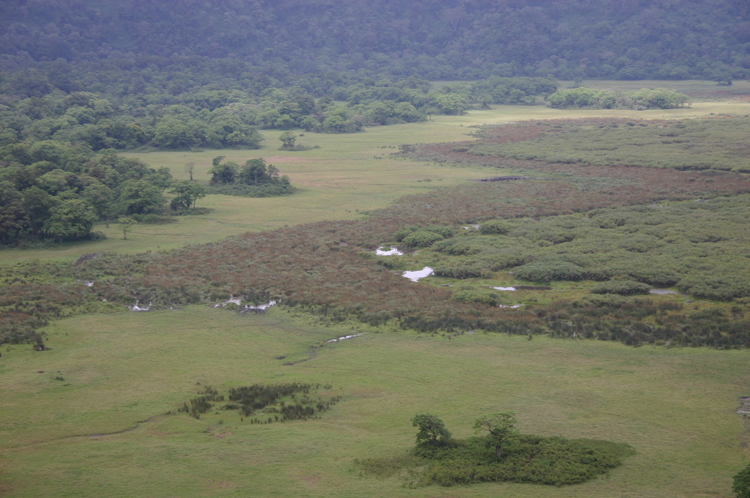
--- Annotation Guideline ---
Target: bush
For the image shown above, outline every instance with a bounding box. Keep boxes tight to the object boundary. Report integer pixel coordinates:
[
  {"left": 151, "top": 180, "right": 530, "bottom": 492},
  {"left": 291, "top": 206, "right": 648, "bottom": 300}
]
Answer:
[
  {"left": 435, "top": 263, "right": 493, "bottom": 279},
  {"left": 402, "top": 230, "right": 445, "bottom": 248},
  {"left": 678, "top": 275, "right": 750, "bottom": 301},
  {"left": 208, "top": 182, "right": 297, "bottom": 197},
  {"left": 452, "top": 289, "right": 500, "bottom": 306},
  {"left": 627, "top": 268, "right": 681, "bottom": 287},
  {"left": 591, "top": 280, "right": 652, "bottom": 296},
  {"left": 395, "top": 225, "right": 453, "bottom": 242},
  {"left": 734, "top": 463, "right": 750, "bottom": 498},
  {"left": 133, "top": 214, "right": 177, "bottom": 224},
  {"left": 480, "top": 220, "right": 511, "bottom": 235},
  {"left": 513, "top": 260, "right": 587, "bottom": 282}
]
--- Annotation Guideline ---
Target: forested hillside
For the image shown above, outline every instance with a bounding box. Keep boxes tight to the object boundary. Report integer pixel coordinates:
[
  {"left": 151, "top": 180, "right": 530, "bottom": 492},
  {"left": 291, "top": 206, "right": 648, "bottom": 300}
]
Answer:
[{"left": 1, "top": 0, "right": 748, "bottom": 81}]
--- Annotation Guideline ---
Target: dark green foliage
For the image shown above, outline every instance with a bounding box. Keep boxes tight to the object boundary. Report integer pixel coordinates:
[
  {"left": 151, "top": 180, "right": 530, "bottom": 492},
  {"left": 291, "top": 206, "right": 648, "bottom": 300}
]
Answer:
[
  {"left": 0, "top": 143, "right": 176, "bottom": 244},
  {"left": 177, "top": 383, "right": 341, "bottom": 423},
  {"left": 452, "top": 288, "right": 500, "bottom": 306},
  {"left": 169, "top": 181, "right": 206, "bottom": 210},
  {"left": 434, "top": 263, "right": 495, "bottom": 280},
  {"left": 177, "top": 386, "right": 224, "bottom": 419},
  {"left": 734, "top": 463, "right": 750, "bottom": 498},
  {"left": 416, "top": 435, "right": 623, "bottom": 487},
  {"left": 207, "top": 157, "right": 297, "bottom": 198},
  {"left": 395, "top": 225, "right": 453, "bottom": 245},
  {"left": 362, "top": 415, "right": 628, "bottom": 488},
  {"left": 547, "top": 88, "right": 690, "bottom": 110},
  {"left": 480, "top": 220, "right": 511, "bottom": 235},
  {"left": 411, "top": 414, "right": 452, "bottom": 446},
  {"left": 208, "top": 182, "right": 297, "bottom": 198},
  {"left": 591, "top": 280, "right": 652, "bottom": 296},
  {"left": 401, "top": 230, "right": 445, "bottom": 248},
  {"left": 0, "top": 1, "right": 747, "bottom": 82},
  {"left": 514, "top": 260, "right": 588, "bottom": 282}
]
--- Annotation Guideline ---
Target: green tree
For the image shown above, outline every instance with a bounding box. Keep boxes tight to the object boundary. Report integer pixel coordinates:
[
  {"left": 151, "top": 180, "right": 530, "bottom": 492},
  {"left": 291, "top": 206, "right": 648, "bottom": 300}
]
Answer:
[
  {"left": 735, "top": 463, "right": 750, "bottom": 498},
  {"left": 118, "top": 216, "right": 136, "bottom": 240},
  {"left": 22, "top": 186, "right": 54, "bottom": 237},
  {"left": 208, "top": 156, "right": 238, "bottom": 185},
  {"left": 169, "top": 181, "right": 206, "bottom": 209},
  {"left": 240, "top": 158, "right": 268, "bottom": 186},
  {"left": 279, "top": 131, "right": 297, "bottom": 149},
  {"left": 0, "top": 181, "right": 27, "bottom": 244},
  {"left": 83, "top": 182, "right": 114, "bottom": 227},
  {"left": 473, "top": 412, "right": 518, "bottom": 460},
  {"left": 117, "top": 180, "right": 166, "bottom": 215},
  {"left": 411, "top": 414, "right": 452, "bottom": 446},
  {"left": 43, "top": 198, "right": 97, "bottom": 243}
]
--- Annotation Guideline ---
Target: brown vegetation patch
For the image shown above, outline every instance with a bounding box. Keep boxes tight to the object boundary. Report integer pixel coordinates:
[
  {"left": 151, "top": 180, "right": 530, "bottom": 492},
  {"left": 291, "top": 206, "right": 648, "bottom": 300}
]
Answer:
[{"left": 4, "top": 120, "right": 750, "bottom": 349}]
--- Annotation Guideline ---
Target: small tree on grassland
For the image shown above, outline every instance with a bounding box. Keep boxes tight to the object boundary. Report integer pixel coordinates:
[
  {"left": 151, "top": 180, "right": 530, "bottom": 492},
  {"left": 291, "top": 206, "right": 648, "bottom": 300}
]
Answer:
[
  {"left": 279, "top": 131, "right": 296, "bottom": 149},
  {"left": 184, "top": 162, "right": 195, "bottom": 181},
  {"left": 473, "top": 412, "right": 518, "bottom": 460},
  {"left": 412, "top": 414, "right": 452, "bottom": 446},
  {"left": 118, "top": 217, "right": 136, "bottom": 240}
]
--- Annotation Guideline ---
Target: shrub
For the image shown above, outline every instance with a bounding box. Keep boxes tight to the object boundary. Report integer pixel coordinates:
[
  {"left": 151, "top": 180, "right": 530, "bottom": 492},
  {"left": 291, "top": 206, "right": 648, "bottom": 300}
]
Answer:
[
  {"left": 452, "top": 289, "right": 500, "bottom": 306},
  {"left": 627, "top": 268, "right": 681, "bottom": 287},
  {"left": 434, "top": 263, "right": 493, "bottom": 279},
  {"left": 734, "top": 463, "right": 750, "bottom": 498},
  {"left": 480, "top": 220, "right": 511, "bottom": 235},
  {"left": 591, "top": 280, "right": 652, "bottom": 296},
  {"left": 134, "top": 214, "right": 177, "bottom": 224},
  {"left": 402, "top": 230, "right": 444, "bottom": 248},
  {"left": 395, "top": 225, "right": 453, "bottom": 242},
  {"left": 513, "top": 260, "right": 587, "bottom": 282}
]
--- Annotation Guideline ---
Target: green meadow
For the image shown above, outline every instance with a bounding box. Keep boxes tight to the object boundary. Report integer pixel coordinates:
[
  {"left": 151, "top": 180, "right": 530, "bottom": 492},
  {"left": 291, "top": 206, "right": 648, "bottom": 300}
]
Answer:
[
  {"left": 2, "top": 98, "right": 748, "bottom": 264},
  {"left": 0, "top": 307, "right": 747, "bottom": 497},
  {"left": 1, "top": 92, "right": 750, "bottom": 497}
]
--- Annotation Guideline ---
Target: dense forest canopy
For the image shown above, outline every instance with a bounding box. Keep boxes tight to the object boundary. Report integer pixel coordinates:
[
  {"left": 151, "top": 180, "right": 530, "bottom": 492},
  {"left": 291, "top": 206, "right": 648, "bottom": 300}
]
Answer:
[{"left": 0, "top": 0, "right": 748, "bottom": 81}]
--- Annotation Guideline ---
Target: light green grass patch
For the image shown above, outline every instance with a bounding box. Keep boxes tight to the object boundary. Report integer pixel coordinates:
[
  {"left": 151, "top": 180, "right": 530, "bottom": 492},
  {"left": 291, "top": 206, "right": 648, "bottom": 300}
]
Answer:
[
  {"left": 0, "top": 307, "right": 747, "bottom": 497},
  {"left": 2, "top": 101, "right": 748, "bottom": 265}
]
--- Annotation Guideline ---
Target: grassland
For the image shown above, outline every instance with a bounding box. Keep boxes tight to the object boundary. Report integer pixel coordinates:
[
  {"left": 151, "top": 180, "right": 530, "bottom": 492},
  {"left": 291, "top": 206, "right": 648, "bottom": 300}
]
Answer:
[
  {"left": 470, "top": 116, "right": 750, "bottom": 172},
  {"left": 2, "top": 89, "right": 750, "bottom": 497},
  {"left": 2, "top": 99, "right": 748, "bottom": 265},
  {"left": 0, "top": 307, "right": 747, "bottom": 497}
]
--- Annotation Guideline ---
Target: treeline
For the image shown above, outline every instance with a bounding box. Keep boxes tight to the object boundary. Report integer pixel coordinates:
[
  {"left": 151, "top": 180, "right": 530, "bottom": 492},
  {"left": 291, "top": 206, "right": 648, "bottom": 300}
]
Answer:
[
  {"left": 0, "top": 73, "right": 557, "bottom": 154},
  {"left": 547, "top": 87, "right": 691, "bottom": 109},
  {"left": 0, "top": 0, "right": 747, "bottom": 81}
]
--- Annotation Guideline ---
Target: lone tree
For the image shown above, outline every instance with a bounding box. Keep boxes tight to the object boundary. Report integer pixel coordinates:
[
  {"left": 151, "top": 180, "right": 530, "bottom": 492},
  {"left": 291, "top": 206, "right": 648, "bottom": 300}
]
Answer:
[
  {"left": 735, "top": 463, "right": 750, "bottom": 498},
  {"left": 169, "top": 181, "right": 206, "bottom": 210},
  {"left": 118, "top": 217, "right": 136, "bottom": 240},
  {"left": 411, "top": 414, "right": 452, "bottom": 446},
  {"left": 184, "top": 162, "right": 195, "bottom": 181},
  {"left": 279, "top": 131, "right": 297, "bottom": 149},
  {"left": 473, "top": 412, "right": 518, "bottom": 460}
]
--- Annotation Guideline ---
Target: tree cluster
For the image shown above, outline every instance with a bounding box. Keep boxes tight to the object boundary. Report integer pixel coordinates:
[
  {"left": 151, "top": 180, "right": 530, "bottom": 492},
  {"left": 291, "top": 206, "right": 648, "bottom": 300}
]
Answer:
[
  {"left": 0, "top": 72, "right": 558, "bottom": 160},
  {"left": 0, "top": 142, "right": 175, "bottom": 244},
  {"left": 547, "top": 87, "right": 691, "bottom": 109},
  {"left": 401, "top": 412, "right": 625, "bottom": 487},
  {"left": 207, "top": 156, "right": 296, "bottom": 198}
]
